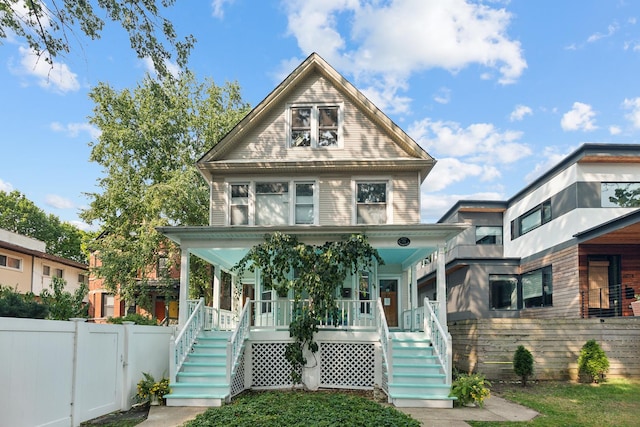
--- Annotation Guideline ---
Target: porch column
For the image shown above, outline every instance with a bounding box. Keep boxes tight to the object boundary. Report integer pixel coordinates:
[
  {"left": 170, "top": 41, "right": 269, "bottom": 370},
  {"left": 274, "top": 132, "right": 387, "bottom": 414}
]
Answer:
[
  {"left": 436, "top": 243, "right": 447, "bottom": 328},
  {"left": 410, "top": 264, "right": 418, "bottom": 331},
  {"left": 212, "top": 265, "right": 221, "bottom": 310},
  {"left": 178, "top": 248, "right": 190, "bottom": 327}
]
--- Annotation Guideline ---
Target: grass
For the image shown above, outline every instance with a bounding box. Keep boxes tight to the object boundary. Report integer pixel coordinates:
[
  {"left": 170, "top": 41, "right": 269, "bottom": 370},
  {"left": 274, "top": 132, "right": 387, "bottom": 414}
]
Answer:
[
  {"left": 184, "top": 390, "right": 420, "bottom": 427},
  {"left": 469, "top": 378, "right": 639, "bottom": 427}
]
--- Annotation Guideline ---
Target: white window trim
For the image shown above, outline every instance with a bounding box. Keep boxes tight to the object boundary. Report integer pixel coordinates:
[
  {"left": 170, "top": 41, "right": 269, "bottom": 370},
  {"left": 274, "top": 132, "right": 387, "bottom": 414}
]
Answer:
[
  {"left": 0, "top": 252, "right": 23, "bottom": 272},
  {"left": 352, "top": 178, "right": 393, "bottom": 225},
  {"left": 286, "top": 103, "right": 344, "bottom": 149},
  {"left": 226, "top": 179, "right": 319, "bottom": 226}
]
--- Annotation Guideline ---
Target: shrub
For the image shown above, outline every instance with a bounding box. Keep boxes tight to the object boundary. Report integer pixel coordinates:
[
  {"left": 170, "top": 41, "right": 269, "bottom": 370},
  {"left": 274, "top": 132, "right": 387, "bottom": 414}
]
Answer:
[
  {"left": 578, "top": 339, "right": 609, "bottom": 383},
  {"left": 0, "top": 286, "right": 48, "bottom": 318},
  {"left": 450, "top": 372, "right": 491, "bottom": 407},
  {"left": 513, "top": 345, "right": 534, "bottom": 386},
  {"left": 107, "top": 313, "right": 158, "bottom": 325}
]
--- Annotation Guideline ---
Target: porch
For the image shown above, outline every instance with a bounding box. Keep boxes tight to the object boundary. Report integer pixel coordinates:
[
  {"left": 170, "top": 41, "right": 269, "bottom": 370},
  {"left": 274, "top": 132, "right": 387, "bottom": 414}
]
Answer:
[{"left": 166, "top": 296, "right": 454, "bottom": 408}]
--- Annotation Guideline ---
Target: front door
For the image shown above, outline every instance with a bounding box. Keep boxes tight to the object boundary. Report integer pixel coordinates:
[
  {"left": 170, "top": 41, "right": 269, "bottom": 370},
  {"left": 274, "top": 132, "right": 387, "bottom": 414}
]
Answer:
[{"left": 380, "top": 278, "right": 398, "bottom": 327}]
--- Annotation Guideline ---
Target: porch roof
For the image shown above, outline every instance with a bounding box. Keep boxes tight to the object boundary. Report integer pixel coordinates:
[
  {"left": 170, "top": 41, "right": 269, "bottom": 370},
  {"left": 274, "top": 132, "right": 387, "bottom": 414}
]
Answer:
[
  {"left": 574, "top": 208, "right": 640, "bottom": 245},
  {"left": 157, "top": 223, "right": 467, "bottom": 271}
]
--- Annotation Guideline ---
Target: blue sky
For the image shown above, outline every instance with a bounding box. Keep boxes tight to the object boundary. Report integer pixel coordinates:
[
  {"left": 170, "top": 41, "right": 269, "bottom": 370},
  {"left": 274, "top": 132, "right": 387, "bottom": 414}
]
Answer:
[{"left": 1, "top": 0, "right": 639, "bottom": 230}]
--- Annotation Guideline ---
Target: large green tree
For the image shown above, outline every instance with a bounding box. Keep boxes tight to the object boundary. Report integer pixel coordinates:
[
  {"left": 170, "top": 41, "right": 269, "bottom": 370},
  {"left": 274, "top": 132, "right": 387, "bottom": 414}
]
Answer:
[
  {"left": 0, "top": 190, "right": 88, "bottom": 263},
  {"left": 0, "top": 0, "right": 194, "bottom": 77},
  {"left": 81, "top": 71, "right": 250, "bottom": 307}
]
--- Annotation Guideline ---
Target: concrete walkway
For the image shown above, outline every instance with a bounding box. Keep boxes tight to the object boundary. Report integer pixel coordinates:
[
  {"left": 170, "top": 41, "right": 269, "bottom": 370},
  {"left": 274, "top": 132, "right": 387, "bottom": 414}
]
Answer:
[{"left": 138, "top": 395, "right": 539, "bottom": 427}]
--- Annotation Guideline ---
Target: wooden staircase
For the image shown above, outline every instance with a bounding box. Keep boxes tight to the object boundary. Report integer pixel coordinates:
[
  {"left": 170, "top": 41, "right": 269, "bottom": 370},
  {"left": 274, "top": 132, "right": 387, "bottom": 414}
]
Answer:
[
  {"left": 165, "top": 331, "right": 231, "bottom": 407},
  {"left": 386, "top": 332, "right": 454, "bottom": 408}
]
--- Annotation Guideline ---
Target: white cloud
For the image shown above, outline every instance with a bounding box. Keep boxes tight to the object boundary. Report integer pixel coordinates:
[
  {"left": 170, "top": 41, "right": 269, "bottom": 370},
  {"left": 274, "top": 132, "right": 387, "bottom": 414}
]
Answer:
[
  {"left": 561, "top": 102, "right": 597, "bottom": 131},
  {"left": 524, "top": 145, "right": 576, "bottom": 183},
  {"left": 622, "top": 97, "right": 640, "bottom": 128},
  {"left": 423, "top": 157, "right": 484, "bottom": 192},
  {"left": 409, "top": 118, "right": 530, "bottom": 164},
  {"left": 509, "top": 104, "right": 532, "bottom": 121},
  {"left": 51, "top": 121, "right": 101, "bottom": 140},
  {"left": 609, "top": 125, "right": 622, "bottom": 135},
  {"left": 283, "top": 0, "right": 526, "bottom": 112},
  {"left": 45, "top": 194, "right": 75, "bottom": 210},
  {"left": 0, "top": 179, "right": 14, "bottom": 192},
  {"left": 69, "top": 220, "right": 97, "bottom": 232},
  {"left": 433, "top": 87, "right": 451, "bottom": 104},
  {"left": 141, "top": 57, "right": 181, "bottom": 79},
  {"left": 14, "top": 46, "right": 80, "bottom": 93},
  {"left": 212, "top": 0, "right": 236, "bottom": 18},
  {"left": 587, "top": 23, "right": 619, "bottom": 43}
]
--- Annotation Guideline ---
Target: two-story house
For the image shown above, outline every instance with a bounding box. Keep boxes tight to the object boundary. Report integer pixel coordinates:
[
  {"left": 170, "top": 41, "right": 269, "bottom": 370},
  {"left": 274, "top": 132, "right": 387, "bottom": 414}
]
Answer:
[
  {"left": 418, "top": 143, "right": 640, "bottom": 379},
  {"left": 157, "top": 53, "right": 466, "bottom": 408},
  {"left": 0, "top": 228, "right": 88, "bottom": 296}
]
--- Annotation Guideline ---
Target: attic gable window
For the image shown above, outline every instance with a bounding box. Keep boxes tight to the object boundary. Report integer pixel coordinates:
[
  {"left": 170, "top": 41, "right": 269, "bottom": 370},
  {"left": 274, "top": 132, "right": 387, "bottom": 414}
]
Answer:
[{"left": 289, "top": 104, "right": 341, "bottom": 148}]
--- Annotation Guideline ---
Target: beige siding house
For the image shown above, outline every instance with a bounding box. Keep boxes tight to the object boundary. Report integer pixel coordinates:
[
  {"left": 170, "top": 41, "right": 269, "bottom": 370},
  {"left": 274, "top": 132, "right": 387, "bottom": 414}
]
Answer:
[{"left": 158, "top": 53, "right": 466, "bottom": 408}]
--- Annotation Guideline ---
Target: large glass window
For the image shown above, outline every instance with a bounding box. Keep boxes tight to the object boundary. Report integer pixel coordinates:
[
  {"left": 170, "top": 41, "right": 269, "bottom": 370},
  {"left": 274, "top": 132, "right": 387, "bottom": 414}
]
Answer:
[
  {"left": 489, "top": 275, "right": 518, "bottom": 310},
  {"left": 522, "top": 266, "right": 553, "bottom": 308},
  {"left": 230, "top": 180, "right": 316, "bottom": 226},
  {"left": 255, "top": 182, "right": 289, "bottom": 225},
  {"left": 601, "top": 182, "right": 640, "bottom": 207},
  {"left": 476, "top": 226, "right": 503, "bottom": 244},
  {"left": 356, "top": 182, "right": 387, "bottom": 224},
  {"left": 512, "top": 200, "right": 551, "bottom": 239},
  {"left": 289, "top": 105, "right": 340, "bottom": 148}
]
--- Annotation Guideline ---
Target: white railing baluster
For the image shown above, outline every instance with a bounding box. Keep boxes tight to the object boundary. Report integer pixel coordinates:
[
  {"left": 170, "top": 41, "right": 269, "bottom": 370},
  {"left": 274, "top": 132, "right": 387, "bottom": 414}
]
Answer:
[
  {"left": 170, "top": 298, "right": 205, "bottom": 383},
  {"left": 423, "top": 297, "right": 452, "bottom": 386}
]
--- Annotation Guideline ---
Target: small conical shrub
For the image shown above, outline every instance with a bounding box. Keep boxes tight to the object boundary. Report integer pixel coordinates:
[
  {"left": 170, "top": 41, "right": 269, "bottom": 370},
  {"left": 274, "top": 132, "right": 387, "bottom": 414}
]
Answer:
[
  {"left": 513, "top": 345, "right": 534, "bottom": 386},
  {"left": 578, "top": 339, "right": 609, "bottom": 383}
]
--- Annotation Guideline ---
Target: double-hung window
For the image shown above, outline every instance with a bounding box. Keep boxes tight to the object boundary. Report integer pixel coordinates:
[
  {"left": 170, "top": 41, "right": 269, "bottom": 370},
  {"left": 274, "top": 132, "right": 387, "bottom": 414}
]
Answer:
[
  {"left": 356, "top": 182, "right": 388, "bottom": 224},
  {"left": 289, "top": 104, "right": 341, "bottom": 148},
  {"left": 229, "top": 180, "right": 316, "bottom": 226}
]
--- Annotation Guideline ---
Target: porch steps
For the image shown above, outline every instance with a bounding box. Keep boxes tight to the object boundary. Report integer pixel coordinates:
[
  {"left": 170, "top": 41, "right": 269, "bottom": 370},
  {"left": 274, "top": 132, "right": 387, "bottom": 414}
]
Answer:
[
  {"left": 386, "top": 332, "right": 455, "bottom": 408},
  {"left": 165, "top": 331, "right": 232, "bottom": 407}
]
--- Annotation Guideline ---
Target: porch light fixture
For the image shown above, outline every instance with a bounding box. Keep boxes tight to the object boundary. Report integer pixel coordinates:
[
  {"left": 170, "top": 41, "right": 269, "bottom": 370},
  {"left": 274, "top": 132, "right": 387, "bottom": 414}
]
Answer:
[{"left": 397, "top": 237, "right": 410, "bottom": 247}]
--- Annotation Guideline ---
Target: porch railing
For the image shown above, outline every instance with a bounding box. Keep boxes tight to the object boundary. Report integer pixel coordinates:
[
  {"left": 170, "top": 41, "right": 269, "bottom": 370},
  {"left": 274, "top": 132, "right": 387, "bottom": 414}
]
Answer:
[
  {"left": 227, "top": 298, "right": 251, "bottom": 389},
  {"left": 402, "top": 300, "right": 438, "bottom": 331},
  {"left": 580, "top": 284, "right": 634, "bottom": 318},
  {"left": 170, "top": 297, "right": 205, "bottom": 383},
  {"left": 423, "top": 297, "right": 452, "bottom": 386},
  {"left": 375, "top": 297, "right": 392, "bottom": 392},
  {"left": 250, "top": 299, "right": 377, "bottom": 330},
  {"left": 203, "top": 307, "right": 238, "bottom": 331}
]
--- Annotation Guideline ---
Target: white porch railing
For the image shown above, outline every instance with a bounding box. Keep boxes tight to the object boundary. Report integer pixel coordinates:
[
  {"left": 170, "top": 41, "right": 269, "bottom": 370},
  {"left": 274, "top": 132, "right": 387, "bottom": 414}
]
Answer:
[
  {"left": 402, "top": 301, "right": 439, "bottom": 331},
  {"left": 170, "top": 297, "right": 206, "bottom": 383},
  {"left": 375, "top": 298, "right": 392, "bottom": 392},
  {"left": 204, "top": 307, "right": 238, "bottom": 331},
  {"left": 423, "top": 297, "right": 452, "bottom": 386},
  {"left": 250, "top": 299, "right": 377, "bottom": 330},
  {"left": 227, "top": 298, "right": 252, "bottom": 390}
]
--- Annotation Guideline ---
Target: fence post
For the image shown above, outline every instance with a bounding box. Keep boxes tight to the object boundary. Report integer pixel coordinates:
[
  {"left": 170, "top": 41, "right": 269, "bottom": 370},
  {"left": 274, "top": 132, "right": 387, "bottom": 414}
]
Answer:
[
  {"left": 122, "top": 322, "right": 135, "bottom": 410},
  {"left": 70, "top": 318, "right": 87, "bottom": 427}
]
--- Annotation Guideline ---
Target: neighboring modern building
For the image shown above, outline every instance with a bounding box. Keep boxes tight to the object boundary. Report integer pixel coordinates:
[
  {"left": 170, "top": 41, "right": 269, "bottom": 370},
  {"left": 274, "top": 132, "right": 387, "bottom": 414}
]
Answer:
[
  {"left": 418, "top": 143, "right": 640, "bottom": 321},
  {"left": 0, "top": 228, "right": 88, "bottom": 296},
  {"left": 158, "top": 53, "right": 466, "bottom": 408}
]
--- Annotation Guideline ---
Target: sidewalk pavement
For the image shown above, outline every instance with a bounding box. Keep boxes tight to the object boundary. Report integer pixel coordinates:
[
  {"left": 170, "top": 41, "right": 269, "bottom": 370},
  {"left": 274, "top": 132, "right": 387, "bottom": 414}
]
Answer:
[{"left": 138, "top": 395, "right": 538, "bottom": 427}]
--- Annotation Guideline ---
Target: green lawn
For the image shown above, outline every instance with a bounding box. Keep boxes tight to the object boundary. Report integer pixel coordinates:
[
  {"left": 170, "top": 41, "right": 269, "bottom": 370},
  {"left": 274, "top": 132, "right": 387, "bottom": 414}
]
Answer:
[
  {"left": 184, "top": 390, "right": 420, "bottom": 427},
  {"left": 469, "top": 378, "right": 639, "bottom": 427}
]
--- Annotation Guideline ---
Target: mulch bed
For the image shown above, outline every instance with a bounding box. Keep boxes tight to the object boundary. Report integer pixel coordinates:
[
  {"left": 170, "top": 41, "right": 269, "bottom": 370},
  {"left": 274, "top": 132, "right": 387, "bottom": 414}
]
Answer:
[{"left": 80, "top": 403, "right": 149, "bottom": 426}]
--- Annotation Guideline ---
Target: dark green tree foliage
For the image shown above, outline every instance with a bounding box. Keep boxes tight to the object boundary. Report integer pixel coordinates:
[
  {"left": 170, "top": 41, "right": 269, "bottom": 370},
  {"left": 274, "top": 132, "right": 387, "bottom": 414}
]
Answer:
[
  {"left": 0, "top": 0, "right": 194, "bottom": 78},
  {"left": 0, "top": 190, "right": 89, "bottom": 263},
  {"left": 0, "top": 286, "right": 48, "bottom": 318},
  {"left": 81, "top": 72, "right": 250, "bottom": 307},
  {"left": 609, "top": 186, "right": 640, "bottom": 207},
  {"left": 40, "top": 277, "right": 88, "bottom": 320},
  {"left": 513, "top": 345, "right": 534, "bottom": 386},
  {"left": 233, "top": 232, "right": 383, "bottom": 385},
  {"left": 578, "top": 339, "right": 610, "bottom": 383}
]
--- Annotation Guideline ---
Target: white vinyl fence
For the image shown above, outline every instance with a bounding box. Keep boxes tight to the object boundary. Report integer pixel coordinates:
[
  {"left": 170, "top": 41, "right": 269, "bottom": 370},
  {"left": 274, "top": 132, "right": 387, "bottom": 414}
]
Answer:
[{"left": 0, "top": 317, "right": 174, "bottom": 427}]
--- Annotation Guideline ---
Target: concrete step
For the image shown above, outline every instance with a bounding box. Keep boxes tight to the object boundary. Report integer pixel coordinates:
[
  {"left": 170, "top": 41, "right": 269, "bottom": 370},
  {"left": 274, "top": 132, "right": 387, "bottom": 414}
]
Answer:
[
  {"left": 176, "top": 371, "right": 227, "bottom": 384},
  {"left": 390, "top": 372, "right": 446, "bottom": 384},
  {"left": 181, "top": 361, "right": 227, "bottom": 373},
  {"left": 169, "top": 382, "right": 230, "bottom": 396}
]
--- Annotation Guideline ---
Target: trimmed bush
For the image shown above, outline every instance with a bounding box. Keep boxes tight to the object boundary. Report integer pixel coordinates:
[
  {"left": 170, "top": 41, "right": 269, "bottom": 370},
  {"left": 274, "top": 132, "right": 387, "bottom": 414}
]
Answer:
[
  {"left": 578, "top": 339, "right": 609, "bottom": 383},
  {"left": 513, "top": 345, "right": 534, "bottom": 386}
]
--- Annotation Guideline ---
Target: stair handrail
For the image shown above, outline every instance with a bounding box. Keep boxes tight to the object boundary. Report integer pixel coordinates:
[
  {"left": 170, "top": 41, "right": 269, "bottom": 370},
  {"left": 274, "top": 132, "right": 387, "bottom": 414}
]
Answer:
[
  {"left": 375, "top": 297, "right": 393, "bottom": 389},
  {"left": 169, "top": 297, "right": 205, "bottom": 383},
  {"left": 227, "top": 298, "right": 251, "bottom": 385},
  {"left": 423, "top": 297, "right": 452, "bottom": 386}
]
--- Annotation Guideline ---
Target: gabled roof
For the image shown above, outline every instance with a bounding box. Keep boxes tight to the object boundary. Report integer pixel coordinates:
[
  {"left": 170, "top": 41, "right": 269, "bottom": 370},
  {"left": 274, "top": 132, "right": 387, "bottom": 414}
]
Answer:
[{"left": 197, "top": 52, "right": 434, "bottom": 169}]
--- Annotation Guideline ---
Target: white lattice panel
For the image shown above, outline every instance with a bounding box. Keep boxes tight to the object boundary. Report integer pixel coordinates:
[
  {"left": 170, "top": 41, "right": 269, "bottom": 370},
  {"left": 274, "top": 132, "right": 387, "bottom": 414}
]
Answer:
[
  {"left": 319, "top": 343, "right": 375, "bottom": 388},
  {"left": 251, "top": 343, "right": 295, "bottom": 387},
  {"left": 231, "top": 351, "right": 245, "bottom": 397}
]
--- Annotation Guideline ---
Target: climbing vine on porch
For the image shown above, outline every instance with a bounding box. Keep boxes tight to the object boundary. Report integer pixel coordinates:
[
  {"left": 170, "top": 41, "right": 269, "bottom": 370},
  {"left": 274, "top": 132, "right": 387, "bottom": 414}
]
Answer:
[{"left": 232, "top": 232, "right": 383, "bottom": 386}]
